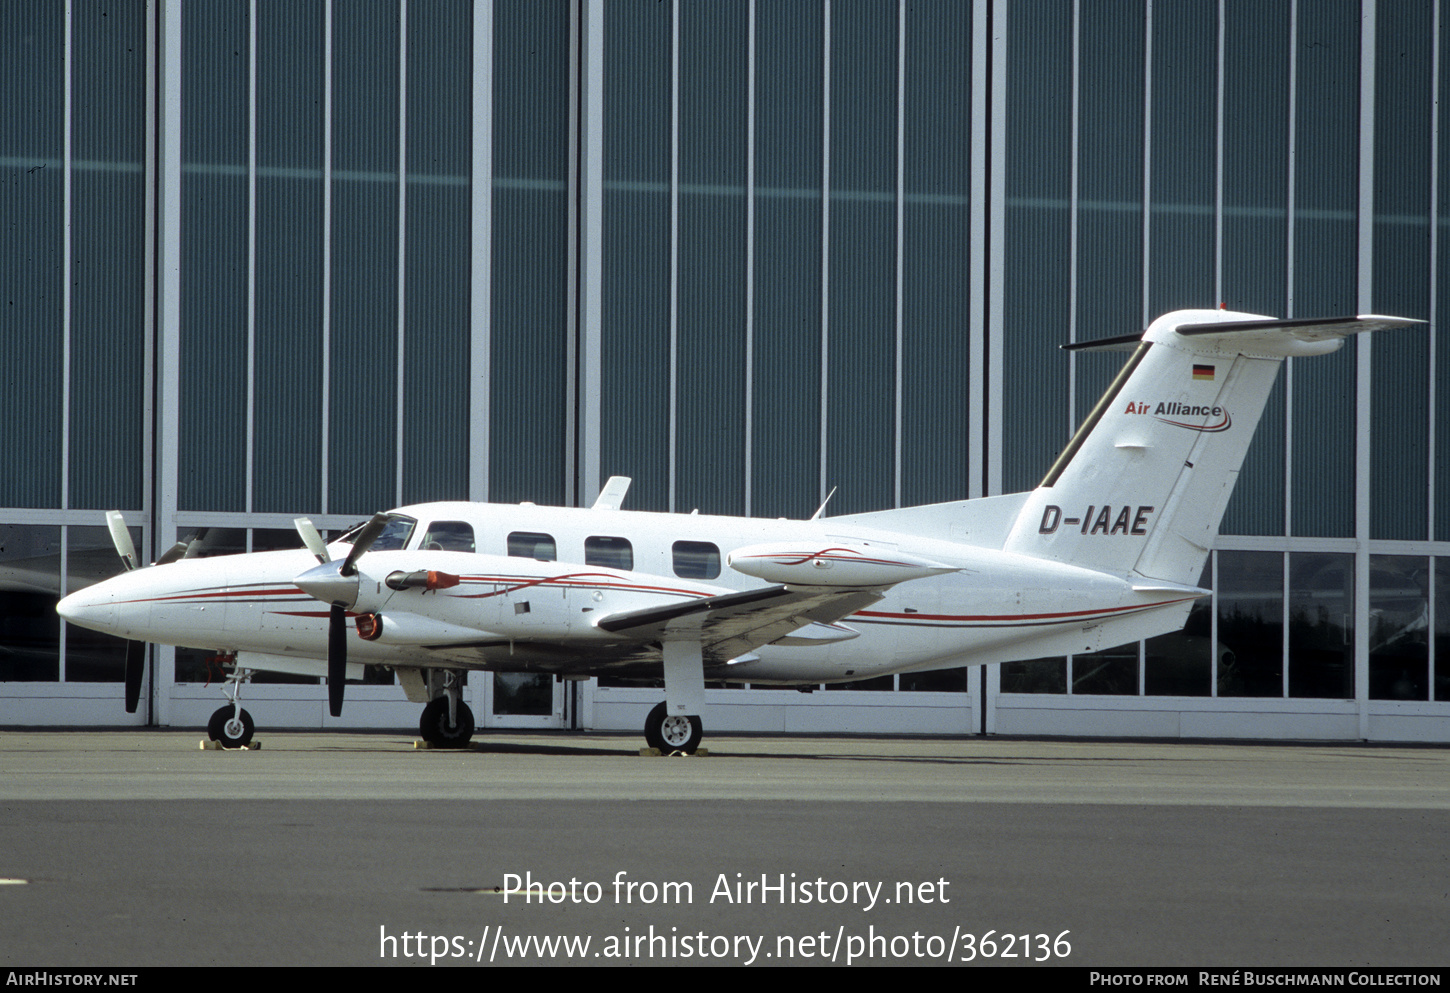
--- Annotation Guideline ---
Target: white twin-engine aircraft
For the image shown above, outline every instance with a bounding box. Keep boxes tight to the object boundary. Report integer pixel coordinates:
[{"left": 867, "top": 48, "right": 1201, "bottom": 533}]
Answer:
[{"left": 58, "top": 309, "right": 1422, "bottom": 752}]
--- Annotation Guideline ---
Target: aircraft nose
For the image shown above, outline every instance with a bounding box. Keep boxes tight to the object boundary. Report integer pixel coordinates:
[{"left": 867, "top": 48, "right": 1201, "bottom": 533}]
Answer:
[{"left": 56, "top": 583, "right": 119, "bottom": 634}]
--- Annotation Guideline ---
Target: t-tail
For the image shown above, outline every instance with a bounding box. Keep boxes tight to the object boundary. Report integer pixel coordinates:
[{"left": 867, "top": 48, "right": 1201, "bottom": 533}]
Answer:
[{"left": 1003, "top": 309, "right": 1424, "bottom": 587}]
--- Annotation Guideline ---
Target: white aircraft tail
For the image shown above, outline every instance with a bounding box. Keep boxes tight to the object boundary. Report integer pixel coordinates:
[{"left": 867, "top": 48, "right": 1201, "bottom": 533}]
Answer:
[{"left": 1002, "top": 309, "right": 1423, "bottom": 586}]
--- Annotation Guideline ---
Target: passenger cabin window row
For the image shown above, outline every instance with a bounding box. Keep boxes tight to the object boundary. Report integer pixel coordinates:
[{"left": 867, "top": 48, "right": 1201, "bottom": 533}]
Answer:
[{"left": 495, "top": 530, "right": 720, "bottom": 580}]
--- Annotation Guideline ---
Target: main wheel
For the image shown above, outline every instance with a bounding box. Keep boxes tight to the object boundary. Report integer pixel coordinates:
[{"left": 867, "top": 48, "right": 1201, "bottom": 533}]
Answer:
[
  {"left": 644, "top": 700, "right": 702, "bottom": 754},
  {"left": 419, "top": 697, "right": 475, "bottom": 748},
  {"left": 208, "top": 705, "right": 255, "bottom": 749}
]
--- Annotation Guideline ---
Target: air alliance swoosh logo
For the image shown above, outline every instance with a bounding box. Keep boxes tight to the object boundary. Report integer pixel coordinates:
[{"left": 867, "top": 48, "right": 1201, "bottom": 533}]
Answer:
[
  {"left": 1155, "top": 410, "right": 1232, "bottom": 432},
  {"left": 1123, "top": 400, "right": 1232, "bottom": 432}
]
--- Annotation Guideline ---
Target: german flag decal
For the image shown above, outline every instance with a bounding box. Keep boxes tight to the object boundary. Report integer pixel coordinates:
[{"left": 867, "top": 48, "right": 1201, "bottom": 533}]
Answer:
[{"left": 1192, "top": 364, "right": 1215, "bottom": 381}]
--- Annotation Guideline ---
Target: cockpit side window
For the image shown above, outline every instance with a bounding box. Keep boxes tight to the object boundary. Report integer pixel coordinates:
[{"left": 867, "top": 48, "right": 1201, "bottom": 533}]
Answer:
[
  {"left": 337, "top": 514, "right": 416, "bottom": 551},
  {"left": 420, "top": 521, "right": 475, "bottom": 553},
  {"left": 508, "top": 531, "right": 557, "bottom": 561}
]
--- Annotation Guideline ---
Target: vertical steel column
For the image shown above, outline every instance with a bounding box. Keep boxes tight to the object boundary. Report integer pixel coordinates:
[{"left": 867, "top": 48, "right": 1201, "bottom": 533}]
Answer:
[
  {"left": 577, "top": 0, "right": 604, "bottom": 507},
  {"left": 470, "top": 0, "right": 493, "bottom": 503},
  {"left": 396, "top": 0, "right": 409, "bottom": 508},
  {"left": 982, "top": 0, "right": 1002, "bottom": 500},
  {"left": 1355, "top": 0, "right": 1376, "bottom": 737},
  {"left": 819, "top": 1, "right": 832, "bottom": 507},
  {"left": 155, "top": 0, "right": 184, "bottom": 726}
]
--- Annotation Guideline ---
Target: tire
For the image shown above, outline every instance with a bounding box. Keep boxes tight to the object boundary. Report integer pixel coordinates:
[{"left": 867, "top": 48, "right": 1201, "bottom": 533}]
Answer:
[
  {"left": 644, "top": 700, "right": 702, "bottom": 754},
  {"left": 419, "top": 697, "right": 475, "bottom": 748},
  {"left": 208, "top": 706, "right": 254, "bottom": 749}
]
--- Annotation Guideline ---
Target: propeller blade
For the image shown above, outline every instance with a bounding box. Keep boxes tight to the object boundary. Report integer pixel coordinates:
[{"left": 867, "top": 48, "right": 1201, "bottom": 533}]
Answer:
[
  {"left": 124, "top": 639, "right": 145, "bottom": 713},
  {"left": 153, "top": 540, "right": 190, "bottom": 567},
  {"left": 294, "top": 517, "right": 331, "bottom": 564},
  {"left": 341, "top": 512, "right": 390, "bottom": 577},
  {"left": 328, "top": 603, "right": 347, "bottom": 717},
  {"left": 106, "top": 511, "right": 138, "bottom": 571}
]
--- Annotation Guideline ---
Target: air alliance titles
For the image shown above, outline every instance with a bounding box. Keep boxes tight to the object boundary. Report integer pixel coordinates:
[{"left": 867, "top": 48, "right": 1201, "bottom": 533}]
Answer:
[{"left": 1123, "top": 401, "right": 1225, "bottom": 418}]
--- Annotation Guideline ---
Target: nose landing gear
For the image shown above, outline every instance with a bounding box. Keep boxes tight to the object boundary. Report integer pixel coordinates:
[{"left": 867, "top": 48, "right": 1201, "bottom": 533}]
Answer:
[{"left": 207, "top": 665, "right": 255, "bottom": 748}]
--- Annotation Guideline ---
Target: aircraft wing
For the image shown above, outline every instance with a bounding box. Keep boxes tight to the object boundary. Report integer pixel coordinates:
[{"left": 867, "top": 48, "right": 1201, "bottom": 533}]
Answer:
[{"left": 595, "top": 584, "right": 883, "bottom": 663}]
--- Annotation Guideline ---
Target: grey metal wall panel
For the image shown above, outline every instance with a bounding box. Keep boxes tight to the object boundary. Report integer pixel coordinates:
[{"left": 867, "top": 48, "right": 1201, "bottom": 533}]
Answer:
[
  {"left": 403, "top": 1, "right": 471, "bottom": 506},
  {"left": 1291, "top": 1, "right": 1359, "bottom": 538},
  {"left": 68, "top": 2, "right": 147, "bottom": 512},
  {"left": 328, "top": 3, "right": 400, "bottom": 516},
  {"left": 901, "top": 1, "right": 972, "bottom": 508},
  {"left": 1075, "top": 1, "right": 1144, "bottom": 420},
  {"left": 1002, "top": 0, "right": 1071, "bottom": 495},
  {"left": 676, "top": 2, "right": 748, "bottom": 517},
  {"left": 254, "top": 2, "right": 324, "bottom": 515},
  {"left": 179, "top": 1, "right": 248, "bottom": 513},
  {"left": 1147, "top": 0, "right": 1216, "bottom": 317},
  {"left": 601, "top": 0, "right": 671, "bottom": 512},
  {"left": 751, "top": 0, "right": 824, "bottom": 520},
  {"left": 0, "top": 1, "right": 63, "bottom": 508},
  {"left": 490, "top": 0, "right": 570, "bottom": 506},
  {"left": 1438, "top": 0, "right": 1450, "bottom": 543},
  {"left": 1370, "top": 0, "right": 1432, "bottom": 541},
  {"left": 1218, "top": 0, "right": 1290, "bottom": 537},
  {"left": 826, "top": 1, "right": 898, "bottom": 517}
]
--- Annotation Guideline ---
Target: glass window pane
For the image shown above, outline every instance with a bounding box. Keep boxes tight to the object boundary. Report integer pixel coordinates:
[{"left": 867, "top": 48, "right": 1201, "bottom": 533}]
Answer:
[
  {"left": 1368, "top": 555, "right": 1429, "bottom": 701},
  {"left": 420, "top": 521, "right": 476, "bottom": 553},
  {"left": 899, "top": 669, "right": 967, "bottom": 693},
  {"left": 1288, "top": 552, "right": 1354, "bottom": 699},
  {"left": 1000, "top": 658, "right": 1067, "bottom": 694},
  {"left": 1071, "top": 644, "right": 1138, "bottom": 696},
  {"left": 1436, "top": 559, "right": 1450, "bottom": 702},
  {"left": 585, "top": 536, "right": 633, "bottom": 571},
  {"left": 1145, "top": 562, "right": 1213, "bottom": 696},
  {"left": 671, "top": 541, "right": 720, "bottom": 580},
  {"left": 0, "top": 526, "right": 62, "bottom": 681},
  {"left": 507, "top": 532, "right": 556, "bottom": 561},
  {"left": 1217, "top": 550, "right": 1283, "bottom": 697},
  {"left": 493, "top": 672, "right": 552, "bottom": 715}
]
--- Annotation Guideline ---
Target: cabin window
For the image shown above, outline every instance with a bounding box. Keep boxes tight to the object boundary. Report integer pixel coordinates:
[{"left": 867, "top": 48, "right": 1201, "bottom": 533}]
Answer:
[
  {"left": 585, "top": 535, "right": 633, "bottom": 570},
  {"left": 672, "top": 540, "right": 720, "bottom": 579},
  {"left": 420, "top": 521, "right": 475, "bottom": 553},
  {"left": 507, "top": 531, "right": 556, "bottom": 561}
]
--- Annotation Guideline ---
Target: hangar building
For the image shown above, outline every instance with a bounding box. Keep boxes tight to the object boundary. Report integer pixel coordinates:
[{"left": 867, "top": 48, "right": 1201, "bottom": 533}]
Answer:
[{"left": 3, "top": 0, "right": 1448, "bottom": 742}]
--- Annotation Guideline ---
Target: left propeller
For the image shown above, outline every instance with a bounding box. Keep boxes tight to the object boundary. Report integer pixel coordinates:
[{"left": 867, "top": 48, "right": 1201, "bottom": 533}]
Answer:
[
  {"left": 102, "top": 511, "right": 149, "bottom": 713},
  {"left": 292, "top": 513, "right": 390, "bottom": 717}
]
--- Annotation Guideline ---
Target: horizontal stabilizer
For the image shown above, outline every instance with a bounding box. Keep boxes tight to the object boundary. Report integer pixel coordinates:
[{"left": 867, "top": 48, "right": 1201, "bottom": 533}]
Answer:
[
  {"left": 1066, "top": 313, "right": 1424, "bottom": 356},
  {"left": 1170, "top": 314, "right": 1426, "bottom": 357}
]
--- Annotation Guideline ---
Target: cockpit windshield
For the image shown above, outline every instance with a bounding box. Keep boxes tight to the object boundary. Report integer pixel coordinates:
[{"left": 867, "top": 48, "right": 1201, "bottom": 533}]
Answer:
[{"left": 336, "top": 514, "right": 416, "bottom": 551}]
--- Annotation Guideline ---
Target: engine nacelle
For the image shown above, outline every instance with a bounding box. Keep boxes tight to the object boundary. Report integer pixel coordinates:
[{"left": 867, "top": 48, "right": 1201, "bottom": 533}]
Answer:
[
  {"left": 353, "top": 612, "right": 492, "bottom": 646},
  {"left": 727, "top": 542, "right": 956, "bottom": 588}
]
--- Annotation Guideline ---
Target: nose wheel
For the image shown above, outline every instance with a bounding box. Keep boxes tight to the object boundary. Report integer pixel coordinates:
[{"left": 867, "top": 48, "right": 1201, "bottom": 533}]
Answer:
[
  {"left": 207, "top": 665, "right": 256, "bottom": 748},
  {"left": 208, "top": 706, "right": 255, "bottom": 748}
]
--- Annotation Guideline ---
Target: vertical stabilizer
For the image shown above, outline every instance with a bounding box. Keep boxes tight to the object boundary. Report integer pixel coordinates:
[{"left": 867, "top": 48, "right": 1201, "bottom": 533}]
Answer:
[{"left": 1003, "top": 309, "right": 1423, "bottom": 586}]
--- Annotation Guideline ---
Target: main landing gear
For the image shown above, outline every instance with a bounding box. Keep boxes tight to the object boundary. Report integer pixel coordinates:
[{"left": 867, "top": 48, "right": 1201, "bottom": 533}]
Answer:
[
  {"left": 418, "top": 669, "right": 474, "bottom": 748},
  {"left": 644, "top": 700, "right": 703, "bottom": 754}
]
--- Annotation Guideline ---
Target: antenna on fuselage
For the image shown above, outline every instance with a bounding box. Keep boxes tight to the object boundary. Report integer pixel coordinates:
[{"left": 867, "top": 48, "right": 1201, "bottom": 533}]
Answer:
[{"left": 810, "top": 486, "right": 838, "bottom": 521}]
